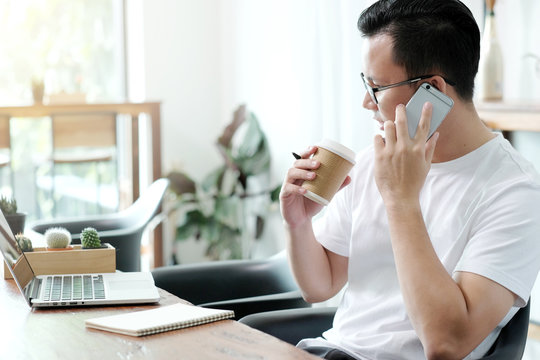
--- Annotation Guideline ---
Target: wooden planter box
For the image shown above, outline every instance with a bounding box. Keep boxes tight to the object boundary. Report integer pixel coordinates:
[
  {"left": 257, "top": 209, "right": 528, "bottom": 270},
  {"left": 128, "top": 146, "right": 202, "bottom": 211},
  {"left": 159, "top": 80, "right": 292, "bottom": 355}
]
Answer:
[{"left": 4, "top": 244, "right": 116, "bottom": 280}]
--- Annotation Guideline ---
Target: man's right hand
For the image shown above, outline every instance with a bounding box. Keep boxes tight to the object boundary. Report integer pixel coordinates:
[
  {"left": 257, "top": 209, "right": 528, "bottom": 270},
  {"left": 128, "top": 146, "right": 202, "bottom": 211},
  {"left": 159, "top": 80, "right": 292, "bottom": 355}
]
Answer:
[
  {"left": 279, "top": 146, "right": 351, "bottom": 229},
  {"left": 279, "top": 146, "right": 324, "bottom": 229}
]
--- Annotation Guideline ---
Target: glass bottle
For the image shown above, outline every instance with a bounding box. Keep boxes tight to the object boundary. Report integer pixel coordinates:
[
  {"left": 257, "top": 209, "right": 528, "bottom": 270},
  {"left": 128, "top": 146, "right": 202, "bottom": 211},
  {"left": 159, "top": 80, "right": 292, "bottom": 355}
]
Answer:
[{"left": 477, "top": 9, "right": 504, "bottom": 101}]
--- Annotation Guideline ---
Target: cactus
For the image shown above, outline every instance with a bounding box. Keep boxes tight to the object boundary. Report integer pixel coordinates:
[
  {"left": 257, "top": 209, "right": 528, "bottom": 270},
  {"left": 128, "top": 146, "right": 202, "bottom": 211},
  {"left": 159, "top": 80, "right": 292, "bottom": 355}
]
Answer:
[
  {"left": 15, "top": 234, "right": 33, "bottom": 252},
  {"left": 81, "top": 227, "right": 101, "bottom": 249},
  {"left": 44, "top": 227, "right": 71, "bottom": 249},
  {"left": 0, "top": 196, "right": 17, "bottom": 215}
]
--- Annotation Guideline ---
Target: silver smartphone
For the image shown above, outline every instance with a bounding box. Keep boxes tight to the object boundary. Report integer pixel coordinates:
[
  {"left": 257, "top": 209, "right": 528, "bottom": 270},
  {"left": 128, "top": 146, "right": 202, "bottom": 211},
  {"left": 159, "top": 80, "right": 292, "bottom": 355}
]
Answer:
[{"left": 406, "top": 83, "right": 454, "bottom": 139}]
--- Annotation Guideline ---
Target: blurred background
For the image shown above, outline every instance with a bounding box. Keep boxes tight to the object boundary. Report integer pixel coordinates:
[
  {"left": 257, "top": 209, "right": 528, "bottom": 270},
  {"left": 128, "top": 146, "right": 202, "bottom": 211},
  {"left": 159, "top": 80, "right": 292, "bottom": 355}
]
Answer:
[{"left": 0, "top": 0, "right": 538, "bottom": 266}]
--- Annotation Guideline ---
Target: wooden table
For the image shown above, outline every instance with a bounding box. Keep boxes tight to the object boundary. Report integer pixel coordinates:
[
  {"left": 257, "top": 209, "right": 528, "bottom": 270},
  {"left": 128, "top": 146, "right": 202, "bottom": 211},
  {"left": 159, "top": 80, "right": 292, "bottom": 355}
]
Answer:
[{"left": 0, "top": 266, "right": 317, "bottom": 359}]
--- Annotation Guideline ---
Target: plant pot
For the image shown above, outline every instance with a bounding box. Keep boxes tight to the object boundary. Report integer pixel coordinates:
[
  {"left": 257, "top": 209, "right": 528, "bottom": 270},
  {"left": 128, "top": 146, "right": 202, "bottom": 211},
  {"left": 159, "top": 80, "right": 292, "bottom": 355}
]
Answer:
[
  {"left": 5, "top": 213, "right": 26, "bottom": 236},
  {"left": 4, "top": 244, "right": 116, "bottom": 280},
  {"left": 46, "top": 246, "right": 74, "bottom": 251},
  {"left": 82, "top": 244, "right": 109, "bottom": 250}
]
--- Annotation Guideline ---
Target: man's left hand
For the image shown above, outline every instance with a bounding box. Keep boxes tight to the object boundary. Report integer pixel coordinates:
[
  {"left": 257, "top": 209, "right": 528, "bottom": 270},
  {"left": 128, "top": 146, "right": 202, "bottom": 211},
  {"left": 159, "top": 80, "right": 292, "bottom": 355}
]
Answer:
[{"left": 373, "top": 102, "right": 439, "bottom": 208}]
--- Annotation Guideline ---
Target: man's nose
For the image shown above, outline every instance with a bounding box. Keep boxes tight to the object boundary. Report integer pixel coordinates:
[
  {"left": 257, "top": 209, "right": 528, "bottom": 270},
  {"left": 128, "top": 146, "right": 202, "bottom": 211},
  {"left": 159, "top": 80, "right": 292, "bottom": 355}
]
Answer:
[{"left": 362, "top": 91, "right": 377, "bottom": 111}]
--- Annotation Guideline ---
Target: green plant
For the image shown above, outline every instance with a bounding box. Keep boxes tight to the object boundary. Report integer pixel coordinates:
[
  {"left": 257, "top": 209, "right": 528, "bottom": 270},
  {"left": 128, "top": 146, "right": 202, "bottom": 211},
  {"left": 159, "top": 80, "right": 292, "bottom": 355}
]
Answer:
[
  {"left": 15, "top": 234, "right": 33, "bottom": 252},
  {"left": 167, "top": 105, "right": 281, "bottom": 261},
  {"left": 81, "top": 227, "right": 101, "bottom": 248},
  {"left": 0, "top": 196, "right": 17, "bottom": 215},
  {"left": 44, "top": 227, "right": 71, "bottom": 248}
]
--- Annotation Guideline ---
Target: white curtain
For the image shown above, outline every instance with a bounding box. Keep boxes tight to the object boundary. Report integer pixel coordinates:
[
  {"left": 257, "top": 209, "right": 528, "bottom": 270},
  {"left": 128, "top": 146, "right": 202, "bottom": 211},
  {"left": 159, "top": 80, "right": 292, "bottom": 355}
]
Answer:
[{"left": 219, "top": 0, "right": 376, "bottom": 182}]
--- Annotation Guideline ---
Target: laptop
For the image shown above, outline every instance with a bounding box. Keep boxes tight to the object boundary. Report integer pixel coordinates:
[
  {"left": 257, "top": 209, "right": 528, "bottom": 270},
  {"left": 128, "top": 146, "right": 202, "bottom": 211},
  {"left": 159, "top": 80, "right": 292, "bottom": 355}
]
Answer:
[{"left": 0, "top": 211, "right": 160, "bottom": 308}]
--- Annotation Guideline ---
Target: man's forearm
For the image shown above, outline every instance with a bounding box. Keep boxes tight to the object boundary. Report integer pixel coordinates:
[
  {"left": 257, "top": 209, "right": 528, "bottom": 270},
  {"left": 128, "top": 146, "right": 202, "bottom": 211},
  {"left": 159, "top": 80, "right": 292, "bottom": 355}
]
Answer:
[{"left": 386, "top": 202, "right": 500, "bottom": 359}]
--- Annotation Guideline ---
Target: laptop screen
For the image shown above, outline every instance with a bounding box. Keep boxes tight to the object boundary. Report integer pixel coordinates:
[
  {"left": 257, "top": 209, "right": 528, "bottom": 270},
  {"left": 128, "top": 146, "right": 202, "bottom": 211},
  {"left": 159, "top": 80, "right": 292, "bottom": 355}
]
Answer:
[{"left": 0, "top": 210, "right": 34, "bottom": 296}]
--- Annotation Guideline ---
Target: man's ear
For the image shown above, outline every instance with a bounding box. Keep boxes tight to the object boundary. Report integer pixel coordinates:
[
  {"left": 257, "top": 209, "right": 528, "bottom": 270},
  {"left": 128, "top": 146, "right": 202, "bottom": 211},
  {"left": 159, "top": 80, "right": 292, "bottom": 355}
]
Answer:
[{"left": 429, "top": 76, "right": 448, "bottom": 93}]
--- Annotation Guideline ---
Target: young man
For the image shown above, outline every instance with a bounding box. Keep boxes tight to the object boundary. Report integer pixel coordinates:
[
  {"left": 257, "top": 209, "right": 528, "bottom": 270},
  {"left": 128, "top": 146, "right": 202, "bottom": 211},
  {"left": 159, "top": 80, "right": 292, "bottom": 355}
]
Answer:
[{"left": 280, "top": 0, "right": 540, "bottom": 359}]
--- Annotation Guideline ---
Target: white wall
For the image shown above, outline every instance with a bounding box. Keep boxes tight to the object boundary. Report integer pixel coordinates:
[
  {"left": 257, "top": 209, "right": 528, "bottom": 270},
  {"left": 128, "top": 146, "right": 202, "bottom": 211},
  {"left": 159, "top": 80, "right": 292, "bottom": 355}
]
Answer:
[
  {"left": 136, "top": 0, "right": 225, "bottom": 181},
  {"left": 130, "top": 0, "right": 375, "bottom": 185}
]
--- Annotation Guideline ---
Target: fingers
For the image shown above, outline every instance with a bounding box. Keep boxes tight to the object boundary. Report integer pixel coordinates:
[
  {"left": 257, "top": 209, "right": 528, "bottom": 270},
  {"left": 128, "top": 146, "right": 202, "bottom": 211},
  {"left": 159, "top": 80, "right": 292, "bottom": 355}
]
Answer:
[
  {"left": 425, "top": 131, "right": 439, "bottom": 163},
  {"left": 294, "top": 146, "right": 318, "bottom": 160},
  {"left": 383, "top": 120, "right": 396, "bottom": 147},
  {"left": 281, "top": 146, "right": 320, "bottom": 198},
  {"left": 416, "top": 102, "right": 433, "bottom": 141},
  {"left": 394, "top": 104, "right": 409, "bottom": 140},
  {"left": 338, "top": 175, "right": 352, "bottom": 191}
]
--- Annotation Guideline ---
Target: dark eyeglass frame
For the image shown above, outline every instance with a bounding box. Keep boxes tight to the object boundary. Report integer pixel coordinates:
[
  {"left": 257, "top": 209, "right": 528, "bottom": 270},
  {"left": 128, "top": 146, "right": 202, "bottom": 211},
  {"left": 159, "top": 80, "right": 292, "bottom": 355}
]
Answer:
[{"left": 361, "top": 72, "right": 456, "bottom": 104}]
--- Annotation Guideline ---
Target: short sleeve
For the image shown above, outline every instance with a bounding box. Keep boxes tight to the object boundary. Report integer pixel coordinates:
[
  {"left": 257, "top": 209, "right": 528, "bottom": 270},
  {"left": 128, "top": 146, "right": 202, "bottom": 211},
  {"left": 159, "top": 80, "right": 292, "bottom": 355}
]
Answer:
[{"left": 455, "top": 181, "right": 540, "bottom": 307}]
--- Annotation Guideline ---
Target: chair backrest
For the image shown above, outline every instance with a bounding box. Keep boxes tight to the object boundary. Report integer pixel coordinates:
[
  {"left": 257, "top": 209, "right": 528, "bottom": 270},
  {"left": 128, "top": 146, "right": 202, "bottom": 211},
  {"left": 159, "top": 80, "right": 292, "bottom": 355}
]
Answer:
[
  {"left": 0, "top": 116, "right": 11, "bottom": 169},
  {"left": 481, "top": 300, "right": 531, "bottom": 360},
  {"left": 29, "top": 178, "right": 170, "bottom": 272},
  {"left": 0, "top": 116, "right": 10, "bottom": 150},
  {"left": 52, "top": 113, "right": 116, "bottom": 149},
  {"left": 116, "top": 178, "right": 170, "bottom": 229}
]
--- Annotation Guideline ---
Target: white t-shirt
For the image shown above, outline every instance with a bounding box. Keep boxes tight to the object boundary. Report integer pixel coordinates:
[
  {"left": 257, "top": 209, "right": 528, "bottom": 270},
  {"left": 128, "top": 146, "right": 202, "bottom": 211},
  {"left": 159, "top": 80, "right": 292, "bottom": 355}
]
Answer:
[{"left": 298, "top": 134, "right": 540, "bottom": 360}]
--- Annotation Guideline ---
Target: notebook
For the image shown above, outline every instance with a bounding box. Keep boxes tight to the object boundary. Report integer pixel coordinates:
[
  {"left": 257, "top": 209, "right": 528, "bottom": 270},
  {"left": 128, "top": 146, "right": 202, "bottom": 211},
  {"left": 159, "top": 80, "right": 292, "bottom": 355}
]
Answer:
[
  {"left": 85, "top": 302, "right": 235, "bottom": 336},
  {"left": 0, "top": 210, "right": 160, "bottom": 308}
]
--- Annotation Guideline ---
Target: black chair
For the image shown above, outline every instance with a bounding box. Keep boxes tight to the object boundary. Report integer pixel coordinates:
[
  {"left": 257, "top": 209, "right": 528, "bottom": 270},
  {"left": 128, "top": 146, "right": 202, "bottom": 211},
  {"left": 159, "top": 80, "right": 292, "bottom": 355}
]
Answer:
[
  {"left": 30, "top": 178, "right": 170, "bottom": 272},
  {"left": 239, "top": 300, "right": 531, "bottom": 360},
  {"left": 151, "top": 251, "right": 310, "bottom": 319}
]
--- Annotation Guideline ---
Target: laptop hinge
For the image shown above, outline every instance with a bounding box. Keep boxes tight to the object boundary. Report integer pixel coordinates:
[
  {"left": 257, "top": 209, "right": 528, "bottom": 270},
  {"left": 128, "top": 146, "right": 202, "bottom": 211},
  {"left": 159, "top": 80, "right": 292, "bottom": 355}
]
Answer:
[{"left": 29, "top": 278, "right": 42, "bottom": 301}]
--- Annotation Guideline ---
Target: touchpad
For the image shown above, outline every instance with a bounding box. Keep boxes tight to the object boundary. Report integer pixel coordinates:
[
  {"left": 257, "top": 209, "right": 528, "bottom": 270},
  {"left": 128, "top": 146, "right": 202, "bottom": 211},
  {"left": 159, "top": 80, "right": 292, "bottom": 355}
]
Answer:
[{"left": 109, "top": 280, "right": 150, "bottom": 291}]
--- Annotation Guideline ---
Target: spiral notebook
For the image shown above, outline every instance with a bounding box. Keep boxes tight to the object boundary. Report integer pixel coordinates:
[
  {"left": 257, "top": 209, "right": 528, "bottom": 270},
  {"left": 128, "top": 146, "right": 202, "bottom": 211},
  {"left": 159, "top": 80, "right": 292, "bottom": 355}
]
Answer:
[{"left": 85, "top": 302, "right": 235, "bottom": 336}]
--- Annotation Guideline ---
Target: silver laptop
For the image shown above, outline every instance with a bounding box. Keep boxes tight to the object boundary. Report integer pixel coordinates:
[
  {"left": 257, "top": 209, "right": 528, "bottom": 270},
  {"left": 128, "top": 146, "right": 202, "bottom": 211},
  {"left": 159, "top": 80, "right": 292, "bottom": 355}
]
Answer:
[{"left": 0, "top": 210, "right": 160, "bottom": 308}]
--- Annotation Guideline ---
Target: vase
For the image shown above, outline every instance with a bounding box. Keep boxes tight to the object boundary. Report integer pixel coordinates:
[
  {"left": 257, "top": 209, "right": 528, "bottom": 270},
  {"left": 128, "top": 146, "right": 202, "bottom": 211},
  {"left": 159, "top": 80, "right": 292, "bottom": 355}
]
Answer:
[
  {"left": 5, "top": 213, "right": 26, "bottom": 237},
  {"left": 477, "top": 8, "right": 503, "bottom": 101}
]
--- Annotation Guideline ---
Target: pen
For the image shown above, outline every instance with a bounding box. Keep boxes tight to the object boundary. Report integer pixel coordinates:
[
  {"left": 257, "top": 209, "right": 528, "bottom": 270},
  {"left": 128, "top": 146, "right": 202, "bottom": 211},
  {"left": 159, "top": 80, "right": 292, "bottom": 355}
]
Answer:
[{"left": 292, "top": 152, "right": 301, "bottom": 160}]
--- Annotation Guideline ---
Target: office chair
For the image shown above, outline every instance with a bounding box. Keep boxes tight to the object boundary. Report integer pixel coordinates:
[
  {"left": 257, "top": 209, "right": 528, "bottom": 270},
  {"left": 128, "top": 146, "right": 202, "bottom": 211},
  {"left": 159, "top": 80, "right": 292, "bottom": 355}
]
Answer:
[
  {"left": 239, "top": 300, "right": 531, "bottom": 360},
  {"left": 30, "top": 178, "right": 170, "bottom": 272},
  {"left": 151, "top": 250, "right": 310, "bottom": 319},
  {"left": 48, "top": 113, "right": 117, "bottom": 216}
]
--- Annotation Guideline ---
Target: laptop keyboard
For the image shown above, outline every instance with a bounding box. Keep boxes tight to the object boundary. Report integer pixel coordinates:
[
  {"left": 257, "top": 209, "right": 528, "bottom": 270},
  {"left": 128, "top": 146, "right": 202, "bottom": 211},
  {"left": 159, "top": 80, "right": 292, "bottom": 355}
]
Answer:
[{"left": 42, "top": 275, "right": 105, "bottom": 301}]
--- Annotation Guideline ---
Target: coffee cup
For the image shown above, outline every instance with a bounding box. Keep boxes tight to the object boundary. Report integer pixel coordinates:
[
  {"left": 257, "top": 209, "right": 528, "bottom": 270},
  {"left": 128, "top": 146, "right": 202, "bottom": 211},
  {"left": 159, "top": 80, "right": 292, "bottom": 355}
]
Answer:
[{"left": 301, "top": 139, "right": 356, "bottom": 206}]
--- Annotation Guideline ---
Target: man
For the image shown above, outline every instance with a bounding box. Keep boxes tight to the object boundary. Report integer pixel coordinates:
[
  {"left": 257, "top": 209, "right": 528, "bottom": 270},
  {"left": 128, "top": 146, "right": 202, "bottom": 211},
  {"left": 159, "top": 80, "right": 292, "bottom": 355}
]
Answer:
[{"left": 280, "top": 0, "right": 540, "bottom": 359}]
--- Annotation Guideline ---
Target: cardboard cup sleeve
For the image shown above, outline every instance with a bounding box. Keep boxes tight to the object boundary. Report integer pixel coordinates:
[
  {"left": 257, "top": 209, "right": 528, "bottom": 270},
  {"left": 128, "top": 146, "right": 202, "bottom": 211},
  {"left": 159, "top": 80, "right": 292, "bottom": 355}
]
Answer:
[{"left": 302, "top": 139, "right": 356, "bottom": 206}]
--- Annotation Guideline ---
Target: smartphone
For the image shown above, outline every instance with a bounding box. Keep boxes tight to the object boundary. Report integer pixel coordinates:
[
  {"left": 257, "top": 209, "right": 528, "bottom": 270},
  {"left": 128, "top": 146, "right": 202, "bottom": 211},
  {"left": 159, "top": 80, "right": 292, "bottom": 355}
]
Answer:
[{"left": 406, "top": 83, "right": 454, "bottom": 139}]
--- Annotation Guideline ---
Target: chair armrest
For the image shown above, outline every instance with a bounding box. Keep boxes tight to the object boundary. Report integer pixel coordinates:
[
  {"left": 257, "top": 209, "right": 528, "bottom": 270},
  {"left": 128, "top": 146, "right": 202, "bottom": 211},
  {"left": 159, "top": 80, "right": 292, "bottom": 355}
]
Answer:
[
  {"left": 482, "top": 300, "right": 530, "bottom": 360},
  {"left": 200, "top": 290, "right": 310, "bottom": 320},
  {"left": 151, "top": 258, "right": 298, "bottom": 305},
  {"left": 239, "top": 306, "right": 337, "bottom": 345}
]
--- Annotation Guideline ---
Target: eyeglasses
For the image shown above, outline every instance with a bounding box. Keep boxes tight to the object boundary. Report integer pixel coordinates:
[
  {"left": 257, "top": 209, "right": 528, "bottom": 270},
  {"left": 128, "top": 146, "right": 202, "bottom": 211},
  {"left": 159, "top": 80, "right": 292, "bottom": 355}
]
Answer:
[{"left": 361, "top": 72, "right": 456, "bottom": 104}]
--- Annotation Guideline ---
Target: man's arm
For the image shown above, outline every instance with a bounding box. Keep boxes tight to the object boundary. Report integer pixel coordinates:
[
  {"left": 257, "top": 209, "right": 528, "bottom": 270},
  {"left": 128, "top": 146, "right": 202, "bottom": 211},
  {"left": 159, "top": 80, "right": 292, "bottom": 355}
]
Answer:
[
  {"left": 385, "top": 202, "right": 515, "bottom": 359},
  {"left": 374, "top": 103, "right": 515, "bottom": 359},
  {"left": 280, "top": 146, "right": 349, "bottom": 303},
  {"left": 286, "top": 221, "right": 348, "bottom": 303}
]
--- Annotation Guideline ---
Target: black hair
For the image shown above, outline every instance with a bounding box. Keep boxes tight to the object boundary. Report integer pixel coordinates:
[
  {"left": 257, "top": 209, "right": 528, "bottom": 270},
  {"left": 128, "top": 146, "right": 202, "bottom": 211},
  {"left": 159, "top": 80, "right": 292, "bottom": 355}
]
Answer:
[{"left": 358, "top": 0, "right": 480, "bottom": 101}]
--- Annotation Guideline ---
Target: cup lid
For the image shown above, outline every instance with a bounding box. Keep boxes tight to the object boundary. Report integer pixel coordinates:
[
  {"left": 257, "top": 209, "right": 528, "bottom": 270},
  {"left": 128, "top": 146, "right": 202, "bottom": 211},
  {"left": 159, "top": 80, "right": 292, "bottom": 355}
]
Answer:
[{"left": 316, "top": 139, "right": 356, "bottom": 164}]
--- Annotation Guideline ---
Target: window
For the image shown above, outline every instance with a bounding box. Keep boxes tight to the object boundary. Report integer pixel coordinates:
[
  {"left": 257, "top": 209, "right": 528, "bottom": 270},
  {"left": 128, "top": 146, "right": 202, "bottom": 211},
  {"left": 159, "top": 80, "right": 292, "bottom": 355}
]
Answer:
[{"left": 0, "top": 0, "right": 125, "bottom": 220}]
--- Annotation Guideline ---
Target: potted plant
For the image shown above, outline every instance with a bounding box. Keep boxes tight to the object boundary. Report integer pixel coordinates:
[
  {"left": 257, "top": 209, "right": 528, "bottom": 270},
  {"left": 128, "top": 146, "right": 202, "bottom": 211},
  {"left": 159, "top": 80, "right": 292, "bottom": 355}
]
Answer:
[
  {"left": 44, "top": 227, "right": 73, "bottom": 250},
  {"left": 167, "top": 105, "right": 281, "bottom": 262},
  {"left": 0, "top": 196, "right": 26, "bottom": 236},
  {"left": 15, "top": 234, "right": 33, "bottom": 252},
  {"left": 80, "top": 227, "right": 108, "bottom": 249}
]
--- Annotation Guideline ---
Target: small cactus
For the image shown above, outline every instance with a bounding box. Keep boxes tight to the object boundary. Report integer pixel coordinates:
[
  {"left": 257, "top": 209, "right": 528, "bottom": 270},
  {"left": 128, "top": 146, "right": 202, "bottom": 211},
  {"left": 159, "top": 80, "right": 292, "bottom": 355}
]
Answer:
[
  {"left": 81, "top": 227, "right": 101, "bottom": 249},
  {"left": 44, "top": 227, "right": 71, "bottom": 249},
  {"left": 15, "top": 234, "right": 33, "bottom": 252},
  {"left": 0, "top": 196, "right": 17, "bottom": 215}
]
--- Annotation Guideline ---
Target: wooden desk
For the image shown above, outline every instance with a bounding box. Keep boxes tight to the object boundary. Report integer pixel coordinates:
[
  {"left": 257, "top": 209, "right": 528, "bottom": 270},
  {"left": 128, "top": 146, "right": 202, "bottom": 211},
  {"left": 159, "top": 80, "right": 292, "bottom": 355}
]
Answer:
[
  {"left": 477, "top": 101, "right": 540, "bottom": 141},
  {"left": 0, "top": 103, "right": 166, "bottom": 267},
  {"left": 0, "top": 267, "right": 316, "bottom": 359}
]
